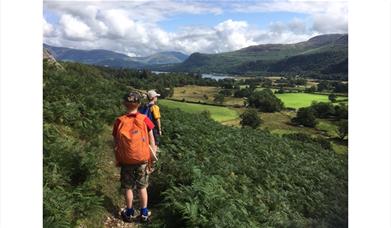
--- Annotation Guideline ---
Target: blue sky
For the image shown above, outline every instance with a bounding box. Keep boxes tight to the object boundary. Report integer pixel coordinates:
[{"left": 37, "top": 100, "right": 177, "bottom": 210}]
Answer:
[
  {"left": 158, "top": 11, "right": 310, "bottom": 32},
  {"left": 43, "top": 0, "right": 347, "bottom": 56}
]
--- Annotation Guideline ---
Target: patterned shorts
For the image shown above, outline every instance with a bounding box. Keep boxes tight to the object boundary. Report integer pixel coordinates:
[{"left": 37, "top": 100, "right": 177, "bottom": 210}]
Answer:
[{"left": 120, "top": 163, "right": 149, "bottom": 189}]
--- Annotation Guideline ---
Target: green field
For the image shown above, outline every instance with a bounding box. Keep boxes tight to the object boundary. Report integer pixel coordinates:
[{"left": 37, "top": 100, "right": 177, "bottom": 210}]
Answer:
[
  {"left": 275, "top": 93, "right": 346, "bottom": 109},
  {"left": 159, "top": 99, "right": 239, "bottom": 122}
]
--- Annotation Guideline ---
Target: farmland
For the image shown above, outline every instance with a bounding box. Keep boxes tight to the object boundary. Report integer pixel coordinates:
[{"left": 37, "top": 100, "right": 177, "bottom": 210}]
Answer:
[
  {"left": 171, "top": 85, "right": 348, "bottom": 109},
  {"left": 168, "top": 84, "right": 348, "bottom": 153},
  {"left": 159, "top": 99, "right": 239, "bottom": 122},
  {"left": 275, "top": 93, "right": 347, "bottom": 109}
]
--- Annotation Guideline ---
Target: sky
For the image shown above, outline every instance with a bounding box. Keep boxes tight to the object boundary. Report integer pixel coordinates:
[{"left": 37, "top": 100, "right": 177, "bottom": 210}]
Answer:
[{"left": 43, "top": 0, "right": 348, "bottom": 57}]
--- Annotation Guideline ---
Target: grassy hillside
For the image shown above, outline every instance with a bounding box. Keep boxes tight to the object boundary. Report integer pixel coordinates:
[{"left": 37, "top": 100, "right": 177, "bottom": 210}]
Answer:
[
  {"left": 43, "top": 61, "right": 347, "bottom": 227},
  {"left": 152, "top": 108, "right": 347, "bottom": 227}
]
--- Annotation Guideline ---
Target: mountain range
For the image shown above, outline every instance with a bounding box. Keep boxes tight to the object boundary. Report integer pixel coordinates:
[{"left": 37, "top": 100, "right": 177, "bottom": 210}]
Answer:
[
  {"left": 43, "top": 44, "right": 188, "bottom": 67},
  {"left": 155, "top": 34, "right": 348, "bottom": 77},
  {"left": 43, "top": 34, "right": 348, "bottom": 78}
]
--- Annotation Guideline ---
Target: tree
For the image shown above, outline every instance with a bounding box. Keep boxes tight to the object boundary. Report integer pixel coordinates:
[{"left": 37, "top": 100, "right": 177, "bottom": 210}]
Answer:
[
  {"left": 334, "top": 104, "right": 348, "bottom": 120},
  {"left": 249, "top": 82, "right": 258, "bottom": 91},
  {"left": 275, "top": 87, "right": 285, "bottom": 94},
  {"left": 141, "top": 69, "right": 151, "bottom": 79},
  {"left": 168, "top": 86, "right": 174, "bottom": 97},
  {"left": 292, "top": 107, "right": 318, "bottom": 127},
  {"left": 317, "top": 81, "right": 331, "bottom": 92},
  {"left": 310, "top": 102, "right": 335, "bottom": 118},
  {"left": 156, "top": 86, "right": 171, "bottom": 99},
  {"left": 305, "top": 86, "right": 316, "bottom": 93},
  {"left": 219, "top": 89, "right": 232, "bottom": 97},
  {"left": 247, "top": 89, "right": 283, "bottom": 112},
  {"left": 337, "top": 120, "right": 348, "bottom": 140},
  {"left": 220, "top": 79, "right": 235, "bottom": 89},
  {"left": 328, "top": 93, "right": 337, "bottom": 102},
  {"left": 240, "top": 109, "right": 261, "bottom": 129},
  {"left": 261, "top": 79, "right": 273, "bottom": 88},
  {"left": 213, "top": 94, "right": 224, "bottom": 104},
  {"left": 332, "top": 82, "right": 348, "bottom": 93},
  {"left": 234, "top": 88, "right": 252, "bottom": 98}
]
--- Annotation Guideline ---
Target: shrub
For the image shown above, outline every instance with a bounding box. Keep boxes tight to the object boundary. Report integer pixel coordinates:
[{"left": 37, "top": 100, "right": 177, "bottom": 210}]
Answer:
[
  {"left": 213, "top": 94, "right": 225, "bottom": 104},
  {"left": 335, "top": 104, "right": 348, "bottom": 120},
  {"left": 275, "top": 87, "right": 285, "bottom": 94},
  {"left": 337, "top": 120, "right": 348, "bottom": 140},
  {"left": 305, "top": 86, "right": 316, "bottom": 93},
  {"left": 248, "top": 89, "right": 283, "bottom": 112},
  {"left": 234, "top": 88, "right": 252, "bottom": 98},
  {"left": 152, "top": 109, "right": 347, "bottom": 227},
  {"left": 310, "top": 102, "right": 335, "bottom": 118},
  {"left": 328, "top": 93, "right": 337, "bottom": 102},
  {"left": 283, "top": 133, "right": 332, "bottom": 150},
  {"left": 156, "top": 86, "right": 171, "bottom": 99},
  {"left": 240, "top": 109, "right": 262, "bottom": 129},
  {"left": 292, "top": 107, "right": 318, "bottom": 127},
  {"left": 219, "top": 89, "right": 232, "bottom": 97}
]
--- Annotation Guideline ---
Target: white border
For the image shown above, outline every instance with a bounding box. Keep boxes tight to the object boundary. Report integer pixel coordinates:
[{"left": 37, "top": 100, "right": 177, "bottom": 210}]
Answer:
[
  {"left": 349, "top": 0, "right": 391, "bottom": 227},
  {"left": 0, "top": 0, "right": 43, "bottom": 227},
  {"left": 0, "top": 0, "right": 391, "bottom": 227}
]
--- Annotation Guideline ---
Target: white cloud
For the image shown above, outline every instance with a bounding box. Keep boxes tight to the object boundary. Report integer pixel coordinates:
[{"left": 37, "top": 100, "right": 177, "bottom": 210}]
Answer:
[
  {"left": 43, "top": 0, "right": 347, "bottom": 56},
  {"left": 232, "top": 0, "right": 348, "bottom": 34},
  {"left": 43, "top": 17, "right": 55, "bottom": 37},
  {"left": 59, "top": 14, "right": 95, "bottom": 41}
]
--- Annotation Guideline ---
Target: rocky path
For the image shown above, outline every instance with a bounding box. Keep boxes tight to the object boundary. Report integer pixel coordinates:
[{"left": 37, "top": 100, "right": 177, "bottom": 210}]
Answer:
[
  {"left": 104, "top": 212, "right": 137, "bottom": 228},
  {"left": 104, "top": 216, "right": 139, "bottom": 228}
]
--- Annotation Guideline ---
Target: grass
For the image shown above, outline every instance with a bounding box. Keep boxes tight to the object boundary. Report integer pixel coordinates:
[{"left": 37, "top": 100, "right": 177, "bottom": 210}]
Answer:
[
  {"left": 260, "top": 111, "right": 320, "bottom": 135},
  {"left": 275, "top": 93, "right": 346, "bottom": 109},
  {"left": 172, "top": 85, "right": 348, "bottom": 109},
  {"left": 172, "top": 85, "right": 245, "bottom": 107},
  {"left": 257, "top": 111, "right": 348, "bottom": 154},
  {"left": 159, "top": 99, "right": 239, "bottom": 122},
  {"left": 332, "top": 142, "right": 348, "bottom": 154},
  {"left": 316, "top": 119, "right": 339, "bottom": 138},
  {"left": 171, "top": 85, "right": 217, "bottom": 103},
  {"left": 168, "top": 85, "right": 348, "bottom": 153}
]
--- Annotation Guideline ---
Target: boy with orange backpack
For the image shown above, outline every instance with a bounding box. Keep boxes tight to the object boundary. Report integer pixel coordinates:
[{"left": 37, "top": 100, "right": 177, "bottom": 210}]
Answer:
[{"left": 112, "top": 92, "right": 157, "bottom": 223}]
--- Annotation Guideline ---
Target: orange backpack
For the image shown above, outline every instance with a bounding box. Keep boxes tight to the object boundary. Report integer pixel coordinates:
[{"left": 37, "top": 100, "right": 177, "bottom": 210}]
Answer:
[{"left": 114, "top": 113, "right": 151, "bottom": 165}]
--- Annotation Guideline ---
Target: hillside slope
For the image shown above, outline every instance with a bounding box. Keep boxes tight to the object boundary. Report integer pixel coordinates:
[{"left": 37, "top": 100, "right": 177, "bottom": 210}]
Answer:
[{"left": 43, "top": 61, "right": 347, "bottom": 227}]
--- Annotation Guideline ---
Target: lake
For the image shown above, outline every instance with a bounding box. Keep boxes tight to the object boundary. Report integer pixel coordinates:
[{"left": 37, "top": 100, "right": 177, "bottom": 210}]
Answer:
[
  {"left": 152, "top": 71, "right": 235, "bottom": 80},
  {"left": 201, "top": 73, "right": 235, "bottom": 80}
]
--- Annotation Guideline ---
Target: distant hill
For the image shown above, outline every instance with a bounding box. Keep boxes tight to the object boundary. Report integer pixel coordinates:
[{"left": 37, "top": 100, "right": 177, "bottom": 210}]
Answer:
[
  {"left": 156, "top": 34, "right": 348, "bottom": 78},
  {"left": 43, "top": 44, "right": 188, "bottom": 68},
  {"left": 131, "top": 51, "right": 188, "bottom": 65}
]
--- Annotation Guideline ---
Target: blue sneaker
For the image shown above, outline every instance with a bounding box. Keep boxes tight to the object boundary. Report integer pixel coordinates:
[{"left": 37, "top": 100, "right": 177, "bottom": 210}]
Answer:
[
  {"left": 139, "top": 208, "right": 151, "bottom": 223},
  {"left": 121, "top": 208, "right": 136, "bottom": 222}
]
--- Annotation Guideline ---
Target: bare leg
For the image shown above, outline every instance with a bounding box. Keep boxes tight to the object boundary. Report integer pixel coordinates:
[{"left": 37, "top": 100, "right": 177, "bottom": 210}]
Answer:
[
  {"left": 125, "top": 189, "right": 133, "bottom": 208},
  {"left": 138, "top": 187, "right": 148, "bottom": 209}
]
